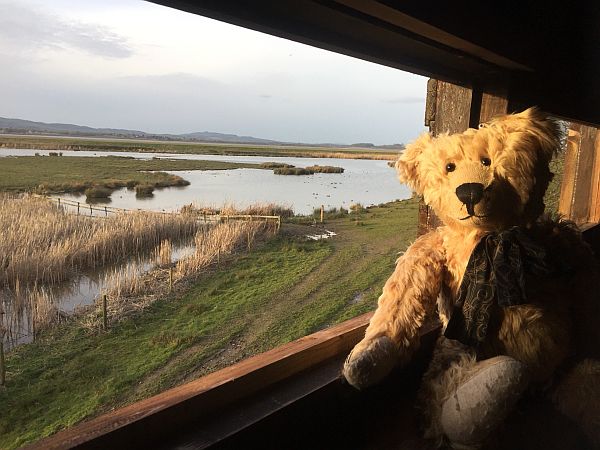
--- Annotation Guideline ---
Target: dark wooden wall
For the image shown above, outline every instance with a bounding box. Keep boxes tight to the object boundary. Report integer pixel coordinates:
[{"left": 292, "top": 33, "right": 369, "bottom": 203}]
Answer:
[{"left": 559, "top": 124, "right": 600, "bottom": 226}]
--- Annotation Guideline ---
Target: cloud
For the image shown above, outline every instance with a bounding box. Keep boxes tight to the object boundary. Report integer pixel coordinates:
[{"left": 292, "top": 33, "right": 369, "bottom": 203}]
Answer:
[
  {"left": 0, "top": 2, "right": 132, "bottom": 58},
  {"left": 259, "top": 94, "right": 272, "bottom": 99},
  {"left": 382, "top": 96, "right": 425, "bottom": 104}
]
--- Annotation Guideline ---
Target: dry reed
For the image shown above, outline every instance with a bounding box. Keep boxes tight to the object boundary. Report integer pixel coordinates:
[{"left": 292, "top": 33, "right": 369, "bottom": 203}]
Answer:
[
  {"left": 0, "top": 195, "right": 200, "bottom": 290},
  {"left": 0, "top": 194, "right": 201, "bottom": 342},
  {"left": 154, "top": 240, "right": 173, "bottom": 267},
  {"left": 82, "top": 220, "right": 273, "bottom": 329},
  {"left": 183, "top": 201, "right": 293, "bottom": 218}
]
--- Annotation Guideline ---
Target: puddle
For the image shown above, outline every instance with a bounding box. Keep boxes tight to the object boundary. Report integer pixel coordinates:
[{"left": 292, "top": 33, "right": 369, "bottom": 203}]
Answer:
[{"left": 306, "top": 230, "right": 337, "bottom": 240}]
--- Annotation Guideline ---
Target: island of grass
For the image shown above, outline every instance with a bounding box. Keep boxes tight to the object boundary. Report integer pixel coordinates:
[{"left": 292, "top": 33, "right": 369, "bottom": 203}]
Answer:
[
  {"left": 135, "top": 184, "right": 155, "bottom": 197},
  {"left": 305, "top": 165, "right": 344, "bottom": 173},
  {"left": 274, "top": 165, "right": 344, "bottom": 175},
  {"left": 84, "top": 186, "right": 112, "bottom": 199},
  {"left": 274, "top": 167, "right": 314, "bottom": 175},
  {"left": 0, "top": 155, "right": 263, "bottom": 195},
  {"left": 259, "top": 162, "right": 295, "bottom": 169}
]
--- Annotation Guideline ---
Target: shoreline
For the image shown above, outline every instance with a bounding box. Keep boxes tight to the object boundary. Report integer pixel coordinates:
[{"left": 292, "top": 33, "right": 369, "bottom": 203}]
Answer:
[{"left": 0, "top": 135, "right": 399, "bottom": 161}]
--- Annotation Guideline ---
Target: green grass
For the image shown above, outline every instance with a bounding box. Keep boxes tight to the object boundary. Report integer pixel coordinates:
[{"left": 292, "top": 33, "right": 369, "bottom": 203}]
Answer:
[
  {"left": 0, "top": 135, "right": 397, "bottom": 160},
  {"left": 0, "top": 155, "right": 262, "bottom": 194},
  {"left": 0, "top": 198, "right": 418, "bottom": 449}
]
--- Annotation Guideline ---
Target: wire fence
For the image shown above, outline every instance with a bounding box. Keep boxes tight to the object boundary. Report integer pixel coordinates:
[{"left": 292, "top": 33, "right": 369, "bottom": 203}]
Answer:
[{"left": 32, "top": 194, "right": 281, "bottom": 229}]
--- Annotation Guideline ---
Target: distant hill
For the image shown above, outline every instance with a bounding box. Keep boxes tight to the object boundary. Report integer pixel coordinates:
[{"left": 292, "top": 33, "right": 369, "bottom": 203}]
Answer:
[
  {"left": 0, "top": 117, "right": 280, "bottom": 145},
  {"left": 0, "top": 116, "right": 403, "bottom": 149}
]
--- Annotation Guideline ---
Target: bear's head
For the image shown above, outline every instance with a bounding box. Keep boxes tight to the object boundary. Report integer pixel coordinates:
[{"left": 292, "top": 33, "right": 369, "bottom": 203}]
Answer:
[{"left": 396, "top": 108, "right": 561, "bottom": 231}]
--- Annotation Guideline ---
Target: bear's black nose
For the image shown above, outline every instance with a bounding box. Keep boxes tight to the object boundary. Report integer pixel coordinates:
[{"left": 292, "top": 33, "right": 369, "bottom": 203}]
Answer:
[{"left": 455, "top": 183, "right": 484, "bottom": 207}]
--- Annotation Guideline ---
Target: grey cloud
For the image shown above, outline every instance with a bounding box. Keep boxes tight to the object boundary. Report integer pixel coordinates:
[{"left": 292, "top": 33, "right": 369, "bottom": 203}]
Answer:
[
  {"left": 0, "top": 2, "right": 132, "bottom": 58},
  {"left": 382, "top": 96, "right": 425, "bottom": 104}
]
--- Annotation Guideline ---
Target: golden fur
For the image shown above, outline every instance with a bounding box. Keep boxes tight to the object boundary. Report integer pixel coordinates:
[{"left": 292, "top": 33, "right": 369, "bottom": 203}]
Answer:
[{"left": 343, "top": 108, "right": 600, "bottom": 446}]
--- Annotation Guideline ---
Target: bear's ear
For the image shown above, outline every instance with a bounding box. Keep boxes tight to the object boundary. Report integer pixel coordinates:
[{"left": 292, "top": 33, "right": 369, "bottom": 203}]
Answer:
[
  {"left": 396, "top": 132, "right": 432, "bottom": 194},
  {"left": 489, "top": 107, "right": 561, "bottom": 162}
]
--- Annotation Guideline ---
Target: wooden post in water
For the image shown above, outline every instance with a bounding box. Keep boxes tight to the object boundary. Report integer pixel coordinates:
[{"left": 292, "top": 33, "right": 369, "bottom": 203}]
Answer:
[
  {"left": 58, "top": 198, "right": 61, "bottom": 207},
  {"left": 90, "top": 204, "right": 93, "bottom": 216},
  {"left": 320, "top": 205, "right": 324, "bottom": 223},
  {"left": 102, "top": 295, "right": 108, "bottom": 330},
  {"left": 104, "top": 206, "right": 108, "bottom": 217},
  {"left": 77, "top": 202, "right": 80, "bottom": 215}
]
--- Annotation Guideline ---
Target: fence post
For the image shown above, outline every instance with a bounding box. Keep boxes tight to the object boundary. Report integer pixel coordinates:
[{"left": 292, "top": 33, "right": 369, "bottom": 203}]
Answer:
[
  {"left": 77, "top": 202, "right": 80, "bottom": 215},
  {"left": 90, "top": 204, "right": 93, "bottom": 216},
  {"left": 104, "top": 206, "right": 108, "bottom": 217},
  {"left": 0, "top": 334, "right": 5, "bottom": 387},
  {"left": 0, "top": 310, "right": 5, "bottom": 387},
  {"left": 58, "top": 198, "right": 61, "bottom": 207},
  {"left": 320, "top": 205, "right": 324, "bottom": 223},
  {"left": 102, "top": 294, "right": 108, "bottom": 330}
]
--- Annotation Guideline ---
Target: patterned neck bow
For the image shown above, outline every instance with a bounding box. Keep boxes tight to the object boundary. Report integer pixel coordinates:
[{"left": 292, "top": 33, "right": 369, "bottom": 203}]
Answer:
[{"left": 444, "top": 226, "right": 552, "bottom": 348}]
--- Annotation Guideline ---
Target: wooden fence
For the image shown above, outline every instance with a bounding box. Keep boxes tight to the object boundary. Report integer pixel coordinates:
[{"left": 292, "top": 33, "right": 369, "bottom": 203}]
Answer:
[{"left": 34, "top": 195, "right": 281, "bottom": 229}]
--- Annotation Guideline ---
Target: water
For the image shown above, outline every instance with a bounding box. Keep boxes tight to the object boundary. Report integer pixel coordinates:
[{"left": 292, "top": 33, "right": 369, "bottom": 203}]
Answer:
[
  {"left": 1, "top": 147, "right": 411, "bottom": 347},
  {"left": 1, "top": 240, "right": 195, "bottom": 349},
  {"left": 0, "top": 148, "right": 410, "bottom": 215}
]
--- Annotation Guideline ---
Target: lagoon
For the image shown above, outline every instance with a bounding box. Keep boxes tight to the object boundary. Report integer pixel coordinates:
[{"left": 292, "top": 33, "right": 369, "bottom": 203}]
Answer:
[{"left": 0, "top": 148, "right": 411, "bottom": 215}]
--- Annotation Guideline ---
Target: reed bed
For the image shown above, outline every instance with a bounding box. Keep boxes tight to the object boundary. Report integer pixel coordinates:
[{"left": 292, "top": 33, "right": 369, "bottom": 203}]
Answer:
[
  {"left": 311, "top": 152, "right": 396, "bottom": 160},
  {"left": 1, "top": 284, "right": 60, "bottom": 347},
  {"left": 258, "top": 162, "right": 295, "bottom": 169},
  {"left": 181, "top": 201, "right": 293, "bottom": 218},
  {"left": 273, "top": 167, "right": 314, "bottom": 175},
  {"left": 0, "top": 195, "right": 200, "bottom": 290},
  {"left": 83, "top": 220, "right": 273, "bottom": 329},
  {"left": 154, "top": 240, "right": 173, "bottom": 268},
  {"left": 220, "top": 202, "right": 294, "bottom": 218}
]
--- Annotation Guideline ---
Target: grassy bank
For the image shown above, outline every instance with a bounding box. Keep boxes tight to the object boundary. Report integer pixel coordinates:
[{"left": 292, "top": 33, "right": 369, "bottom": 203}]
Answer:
[
  {"left": 0, "top": 135, "right": 398, "bottom": 160},
  {"left": 0, "top": 155, "right": 261, "bottom": 193},
  {"left": 0, "top": 198, "right": 418, "bottom": 449}
]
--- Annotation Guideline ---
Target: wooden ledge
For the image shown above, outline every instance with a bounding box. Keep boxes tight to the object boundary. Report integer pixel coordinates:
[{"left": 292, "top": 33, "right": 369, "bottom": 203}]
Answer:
[{"left": 25, "top": 312, "right": 375, "bottom": 450}]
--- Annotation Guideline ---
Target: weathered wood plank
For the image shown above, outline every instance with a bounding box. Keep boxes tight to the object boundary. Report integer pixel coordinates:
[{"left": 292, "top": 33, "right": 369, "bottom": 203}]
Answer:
[
  {"left": 559, "top": 125, "right": 581, "bottom": 218},
  {"left": 559, "top": 123, "right": 600, "bottom": 225},
  {"left": 432, "top": 81, "right": 472, "bottom": 135},
  {"left": 589, "top": 132, "right": 600, "bottom": 224},
  {"left": 479, "top": 88, "right": 509, "bottom": 123},
  {"left": 24, "top": 313, "right": 373, "bottom": 450}
]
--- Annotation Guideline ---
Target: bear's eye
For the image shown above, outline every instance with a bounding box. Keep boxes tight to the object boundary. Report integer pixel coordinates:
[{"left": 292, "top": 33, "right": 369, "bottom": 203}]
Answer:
[
  {"left": 481, "top": 157, "right": 491, "bottom": 166},
  {"left": 445, "top": 162, "right": 456, "bottom": 173}
]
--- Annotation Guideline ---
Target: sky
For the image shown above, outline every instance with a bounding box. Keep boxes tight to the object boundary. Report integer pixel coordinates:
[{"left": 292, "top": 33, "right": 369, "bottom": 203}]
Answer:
[{"left": 0, "top": 0, "right": 428, "bottom": 145}]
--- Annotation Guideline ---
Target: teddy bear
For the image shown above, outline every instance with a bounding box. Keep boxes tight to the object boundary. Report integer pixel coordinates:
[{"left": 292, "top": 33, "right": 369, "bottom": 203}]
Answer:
[{"left": 343, "top": 108, "right": 600, "bottom": 449}]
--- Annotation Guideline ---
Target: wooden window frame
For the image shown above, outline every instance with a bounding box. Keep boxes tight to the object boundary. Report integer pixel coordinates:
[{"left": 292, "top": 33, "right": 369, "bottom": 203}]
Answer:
[{"left": 24, "top": 78, "right": 600, "bottom": 449}]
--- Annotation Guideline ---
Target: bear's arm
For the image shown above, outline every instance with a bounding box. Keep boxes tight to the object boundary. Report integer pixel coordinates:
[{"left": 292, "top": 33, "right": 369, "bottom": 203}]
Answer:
[{"left": 343, "top": 230, "right": 446, "bottom": 389}]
